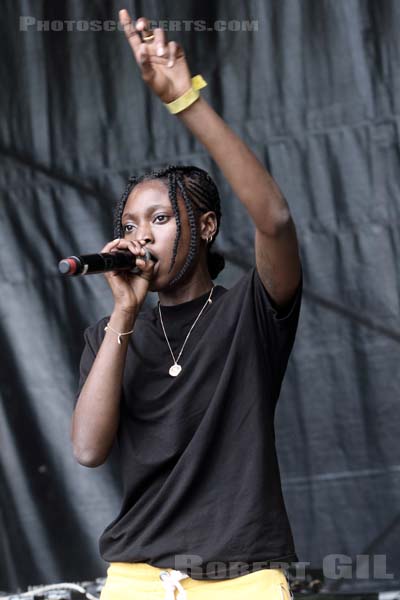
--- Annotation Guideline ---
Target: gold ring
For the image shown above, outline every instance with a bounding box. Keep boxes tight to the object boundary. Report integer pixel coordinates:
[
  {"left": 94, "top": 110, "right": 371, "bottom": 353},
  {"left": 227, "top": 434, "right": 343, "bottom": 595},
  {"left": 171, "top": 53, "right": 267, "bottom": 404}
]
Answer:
[{"left": 141, "top": 32, "right": 155, "bottom": 43}]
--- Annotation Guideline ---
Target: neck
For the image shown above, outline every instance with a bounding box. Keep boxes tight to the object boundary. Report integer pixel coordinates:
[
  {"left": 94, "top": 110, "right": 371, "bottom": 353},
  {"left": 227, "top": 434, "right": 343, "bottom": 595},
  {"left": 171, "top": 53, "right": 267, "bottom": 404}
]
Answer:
[{"left": 157, "top": 263, "right": 214, "bottom": 306}]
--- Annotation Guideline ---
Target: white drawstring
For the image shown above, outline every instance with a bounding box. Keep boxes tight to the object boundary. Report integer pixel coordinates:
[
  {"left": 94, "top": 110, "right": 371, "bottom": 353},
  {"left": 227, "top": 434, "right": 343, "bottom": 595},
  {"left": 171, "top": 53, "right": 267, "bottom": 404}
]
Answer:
[
  {"left": 279, "top": 579, "right": 294, "bottom": 600},
  {"left": 159, "top": 570, "right": 189, "bottom": 600}
]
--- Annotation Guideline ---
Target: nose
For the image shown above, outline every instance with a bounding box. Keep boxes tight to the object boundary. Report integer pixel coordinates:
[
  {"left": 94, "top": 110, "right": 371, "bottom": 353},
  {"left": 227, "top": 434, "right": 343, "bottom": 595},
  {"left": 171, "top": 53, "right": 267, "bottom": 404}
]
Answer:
[
  {"left": 139, "top": 236, "right": 152, "bottom": 244},
  {"left": 135, "top": 225, "right": 153, "bottom": 244}
]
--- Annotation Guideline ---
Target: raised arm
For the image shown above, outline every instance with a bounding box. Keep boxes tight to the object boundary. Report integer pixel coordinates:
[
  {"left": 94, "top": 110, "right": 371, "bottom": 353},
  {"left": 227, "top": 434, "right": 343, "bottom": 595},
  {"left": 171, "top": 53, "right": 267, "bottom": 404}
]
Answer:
[
  {"left": 119, "top": 10, "right": 301, "bottom": 307},
  {"left": 177, "top": 99, "right": 302, "bottom": 308}
]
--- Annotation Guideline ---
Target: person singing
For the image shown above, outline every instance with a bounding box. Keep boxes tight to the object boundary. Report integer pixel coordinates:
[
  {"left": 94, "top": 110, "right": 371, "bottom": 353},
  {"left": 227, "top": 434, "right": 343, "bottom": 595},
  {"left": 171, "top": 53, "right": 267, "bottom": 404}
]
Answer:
[{"left": 71, "top": 9, "right": 302, "bottom": 600}]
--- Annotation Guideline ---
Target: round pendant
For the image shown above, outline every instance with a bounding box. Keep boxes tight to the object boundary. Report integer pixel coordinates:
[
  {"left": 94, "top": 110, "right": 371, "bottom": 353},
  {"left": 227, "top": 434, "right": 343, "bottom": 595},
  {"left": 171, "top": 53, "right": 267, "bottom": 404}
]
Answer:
[{"left": 169, "top": 364, "right": 182, "bottom": 377}]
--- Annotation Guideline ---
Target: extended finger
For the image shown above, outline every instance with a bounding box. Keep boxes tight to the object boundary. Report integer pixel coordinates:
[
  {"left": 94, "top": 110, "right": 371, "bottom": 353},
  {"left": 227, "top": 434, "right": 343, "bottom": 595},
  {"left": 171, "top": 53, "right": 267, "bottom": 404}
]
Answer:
[{"left": 119, "top": 9, "right": 142, "bottom": 57}]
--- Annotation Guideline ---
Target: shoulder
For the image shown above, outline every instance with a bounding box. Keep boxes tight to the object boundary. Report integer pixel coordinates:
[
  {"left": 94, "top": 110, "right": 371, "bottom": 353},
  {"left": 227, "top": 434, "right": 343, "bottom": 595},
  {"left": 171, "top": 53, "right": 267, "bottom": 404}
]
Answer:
[
  {"left": 254, "top": 263, "right": 303, "bottom": 321},
  {"left": 219, "top": 264, "right": 303, "bottom": 322}
]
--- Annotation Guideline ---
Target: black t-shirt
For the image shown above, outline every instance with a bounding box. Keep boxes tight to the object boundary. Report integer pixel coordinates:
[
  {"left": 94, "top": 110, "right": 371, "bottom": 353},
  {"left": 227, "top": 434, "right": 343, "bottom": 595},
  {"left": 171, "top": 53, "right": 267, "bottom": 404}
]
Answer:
[{"left": 75, "top": 265, "right": 303, "bottom": 580}]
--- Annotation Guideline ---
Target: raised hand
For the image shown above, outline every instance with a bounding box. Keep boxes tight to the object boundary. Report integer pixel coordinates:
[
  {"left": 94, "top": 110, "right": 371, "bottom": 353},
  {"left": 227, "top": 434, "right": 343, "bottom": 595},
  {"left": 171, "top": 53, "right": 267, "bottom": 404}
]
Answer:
[{"left": 119, "top": 10, "right": 193, "bottom": 103}]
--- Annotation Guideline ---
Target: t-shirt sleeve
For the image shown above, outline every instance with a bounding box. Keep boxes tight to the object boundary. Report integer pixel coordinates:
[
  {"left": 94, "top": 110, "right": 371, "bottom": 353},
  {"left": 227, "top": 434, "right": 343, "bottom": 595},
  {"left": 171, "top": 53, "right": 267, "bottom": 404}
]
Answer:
[
  {"left": 75, "top": 317, "right": 108, "bottom": 405},
  {"left": 252, "top": 264, "right": 303, "bottom": 398},
  {"left": 253, "top": 264, "right": 303, "bottom": 321}
]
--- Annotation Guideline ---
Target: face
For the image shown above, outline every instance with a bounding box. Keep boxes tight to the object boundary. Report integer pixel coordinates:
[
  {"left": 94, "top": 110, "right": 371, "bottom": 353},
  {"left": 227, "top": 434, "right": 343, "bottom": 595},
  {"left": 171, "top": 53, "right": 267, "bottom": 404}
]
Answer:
[{"left": 121, "top": 179, "right": 204, "bottom": 291}]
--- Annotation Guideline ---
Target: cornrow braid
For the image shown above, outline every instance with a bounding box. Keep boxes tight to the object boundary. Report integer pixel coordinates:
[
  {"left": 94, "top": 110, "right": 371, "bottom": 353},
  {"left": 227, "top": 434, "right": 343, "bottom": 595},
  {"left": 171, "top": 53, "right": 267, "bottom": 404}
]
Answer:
[
  {"left": 170, "top": 175, "right": 199, "bottom": 285},
  {"left": 165, "top": 171, "right": 181, "bottom": 277},
  {"left": 112, "top": 164, "right": 225, "bottom": 286},
  {"left": 113, "top": 175, "right": 138, "bottom": 238}
]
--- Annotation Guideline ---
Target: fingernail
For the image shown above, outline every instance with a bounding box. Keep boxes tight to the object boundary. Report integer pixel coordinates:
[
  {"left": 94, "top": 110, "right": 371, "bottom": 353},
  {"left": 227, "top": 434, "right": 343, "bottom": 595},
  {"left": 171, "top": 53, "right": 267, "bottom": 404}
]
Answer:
[
  {"left": 167, "top": 59, "right": 174, "bottom": 67},
  {"left": 157, "top": 45, "right": 164, "bottom": 56},
  {"left": 113, "top": 237, "right": 120, "bottom": 242}
]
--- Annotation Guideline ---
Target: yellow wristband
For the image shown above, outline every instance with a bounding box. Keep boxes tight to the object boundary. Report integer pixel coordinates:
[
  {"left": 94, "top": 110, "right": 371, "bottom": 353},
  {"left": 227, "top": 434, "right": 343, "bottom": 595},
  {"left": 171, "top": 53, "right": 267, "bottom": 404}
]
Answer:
[{"left": 164, "top": 75, "right": 207, "bottom": 115}]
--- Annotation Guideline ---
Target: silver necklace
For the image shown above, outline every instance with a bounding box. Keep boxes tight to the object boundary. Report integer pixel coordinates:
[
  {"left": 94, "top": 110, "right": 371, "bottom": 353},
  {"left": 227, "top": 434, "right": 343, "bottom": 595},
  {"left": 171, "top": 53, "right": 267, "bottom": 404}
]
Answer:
[{"left": 158, "top": 285, "right": 215, "bottom": 377}]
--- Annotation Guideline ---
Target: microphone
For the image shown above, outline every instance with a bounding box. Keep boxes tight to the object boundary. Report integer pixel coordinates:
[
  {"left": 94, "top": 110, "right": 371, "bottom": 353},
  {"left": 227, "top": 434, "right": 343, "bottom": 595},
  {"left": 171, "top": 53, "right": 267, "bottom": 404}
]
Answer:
[{"left": 58, "top": 249, "right": 157, "bottom": 276}]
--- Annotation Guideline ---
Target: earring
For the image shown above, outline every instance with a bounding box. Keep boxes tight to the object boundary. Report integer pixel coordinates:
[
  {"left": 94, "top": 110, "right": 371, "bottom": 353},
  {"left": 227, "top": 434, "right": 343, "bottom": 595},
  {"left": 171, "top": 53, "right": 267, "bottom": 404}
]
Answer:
[{"left": 207, "top": 235, "right": 213, "bottom": 244}]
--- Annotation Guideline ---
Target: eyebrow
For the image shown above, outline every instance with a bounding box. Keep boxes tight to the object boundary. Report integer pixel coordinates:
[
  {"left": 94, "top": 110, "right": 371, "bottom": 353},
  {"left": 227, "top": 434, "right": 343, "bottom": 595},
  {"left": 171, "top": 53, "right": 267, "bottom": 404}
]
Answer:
[{"left": 122, "top": 204, "right": 171, "bottom": 220}]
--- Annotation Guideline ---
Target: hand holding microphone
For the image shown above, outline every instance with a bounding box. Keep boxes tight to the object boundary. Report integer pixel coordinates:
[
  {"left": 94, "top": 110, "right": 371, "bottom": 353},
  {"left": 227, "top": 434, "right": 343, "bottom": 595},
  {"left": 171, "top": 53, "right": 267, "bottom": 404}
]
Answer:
[
  {"left": 59, "top": 238, "right": 157, "bottom": 314},
  {"left": 58, "top": 247, "right": 157, "bottom": 276}
]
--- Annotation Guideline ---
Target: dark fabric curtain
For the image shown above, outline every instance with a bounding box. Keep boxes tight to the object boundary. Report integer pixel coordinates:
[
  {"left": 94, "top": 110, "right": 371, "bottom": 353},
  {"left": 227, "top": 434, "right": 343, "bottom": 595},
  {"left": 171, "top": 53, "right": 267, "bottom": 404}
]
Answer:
[{"left": 1, "top": 0, "right": 399, "bottom": 593}]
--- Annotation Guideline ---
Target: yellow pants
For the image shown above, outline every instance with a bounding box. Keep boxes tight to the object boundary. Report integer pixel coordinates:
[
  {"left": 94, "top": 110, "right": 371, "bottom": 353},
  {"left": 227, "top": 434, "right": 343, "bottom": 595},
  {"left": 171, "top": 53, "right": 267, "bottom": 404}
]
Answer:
[{"left": 99, "top": 561, "right": 294, "bottom": 600}]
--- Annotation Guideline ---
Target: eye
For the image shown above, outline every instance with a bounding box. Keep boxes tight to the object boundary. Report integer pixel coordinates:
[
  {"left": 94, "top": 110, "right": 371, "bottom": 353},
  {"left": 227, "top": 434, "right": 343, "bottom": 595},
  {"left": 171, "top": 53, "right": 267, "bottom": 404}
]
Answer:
[
  {"left": 154, "top": 215, "right": 169, "bottom": 223},
  {"left": 122, "top": 223, "right": 135, "bottom": 233}
]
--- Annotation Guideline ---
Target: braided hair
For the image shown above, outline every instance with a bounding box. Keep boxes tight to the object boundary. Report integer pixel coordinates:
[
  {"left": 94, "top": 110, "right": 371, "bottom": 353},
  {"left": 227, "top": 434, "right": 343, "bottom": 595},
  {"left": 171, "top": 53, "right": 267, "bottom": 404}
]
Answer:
[{"left": 113, "top": 165, "right": 225, "bottom": 286}]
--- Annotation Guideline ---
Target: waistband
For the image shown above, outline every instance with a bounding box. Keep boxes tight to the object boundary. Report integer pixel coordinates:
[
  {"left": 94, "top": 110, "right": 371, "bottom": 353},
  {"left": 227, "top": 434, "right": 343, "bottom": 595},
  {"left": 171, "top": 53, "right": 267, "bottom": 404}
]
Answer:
[{"left": 106, "top": 561, "right": 289, "bottom": 587}]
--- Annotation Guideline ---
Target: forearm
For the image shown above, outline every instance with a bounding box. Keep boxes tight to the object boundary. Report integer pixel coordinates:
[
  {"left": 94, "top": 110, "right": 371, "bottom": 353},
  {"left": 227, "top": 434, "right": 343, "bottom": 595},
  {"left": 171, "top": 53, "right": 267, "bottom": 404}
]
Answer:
[
  {"left": 118, "top": 11, "right": 290, "bottom": 234},
  {"left": 177, "top": 96, "right": 290, "bottom": 234},
  {"left": 71, "top": 309, "right": 137, "bottom": 467}
]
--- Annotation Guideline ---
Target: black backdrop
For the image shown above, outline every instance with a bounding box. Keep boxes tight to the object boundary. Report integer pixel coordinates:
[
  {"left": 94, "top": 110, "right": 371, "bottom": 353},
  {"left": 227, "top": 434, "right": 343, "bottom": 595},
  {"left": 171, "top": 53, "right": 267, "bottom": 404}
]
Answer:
[{"left": 1, "top": 0, "right": 399, "bottom": 593}]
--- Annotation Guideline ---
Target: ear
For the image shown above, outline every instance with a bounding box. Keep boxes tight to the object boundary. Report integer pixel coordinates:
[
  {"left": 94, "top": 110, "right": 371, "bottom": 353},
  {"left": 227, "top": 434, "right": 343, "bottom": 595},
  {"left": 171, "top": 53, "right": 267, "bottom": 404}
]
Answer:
[{"left": 199, "top": 211, "right": 217, "bottom": 239}]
